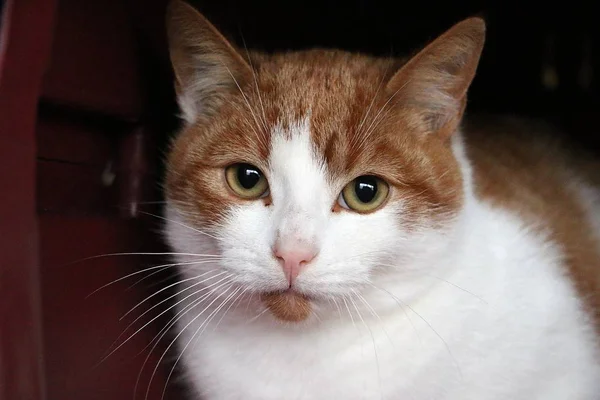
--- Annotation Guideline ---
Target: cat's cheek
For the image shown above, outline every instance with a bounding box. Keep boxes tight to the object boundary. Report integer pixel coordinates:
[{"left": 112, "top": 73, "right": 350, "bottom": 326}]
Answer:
[
  {"left": 215, "top": 202, "right": 285, "bottom": 284},
  {"left": 163, "top": 203, "right": 225, "bottom": 269},
  {"left": 220, "top": 202, "right": 275, "bottom": 245},
  {"left": 298, "top": 205, "right": 404, "bottom": 290}
]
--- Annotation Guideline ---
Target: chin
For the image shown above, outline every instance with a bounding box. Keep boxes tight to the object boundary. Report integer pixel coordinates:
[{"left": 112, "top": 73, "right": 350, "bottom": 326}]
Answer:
[{"left": 249, "top": 277, "right": 364, "bottom": 326}]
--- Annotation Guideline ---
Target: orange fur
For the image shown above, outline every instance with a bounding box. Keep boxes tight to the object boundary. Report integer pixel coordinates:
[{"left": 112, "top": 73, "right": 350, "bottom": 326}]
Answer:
[
  {"left": 165, "top": 0, "right": 600, "bottom": 325},
  {"left": 261, "top": 292, "right": 312, "bottom": 322},
  {"left": 465, "top": 116, "right": 600, "bottom": 329}
]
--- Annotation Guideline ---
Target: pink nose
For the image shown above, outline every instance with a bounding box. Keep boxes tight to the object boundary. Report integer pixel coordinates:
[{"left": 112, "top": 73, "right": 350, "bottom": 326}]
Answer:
[{"left": 273, "top": 245, "right": 317, "bottom": 286}]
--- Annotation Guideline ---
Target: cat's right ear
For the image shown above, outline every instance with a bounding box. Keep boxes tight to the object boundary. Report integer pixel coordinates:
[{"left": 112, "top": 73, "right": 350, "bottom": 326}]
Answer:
[
  {"left": 385, "top": 17, "right": 485, "bottom": 139},
  {"left": 166, "top": 0, "right": 253, "bottom": 124}
]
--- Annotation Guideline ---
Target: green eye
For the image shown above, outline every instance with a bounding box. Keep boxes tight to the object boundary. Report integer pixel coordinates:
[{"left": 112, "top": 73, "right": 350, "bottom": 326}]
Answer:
[
  {"left": 339, "top": 175, "right": 389, "bottom": 212},
  {"left": 225, "top": 163, "right": 269, "bottom": 199}
]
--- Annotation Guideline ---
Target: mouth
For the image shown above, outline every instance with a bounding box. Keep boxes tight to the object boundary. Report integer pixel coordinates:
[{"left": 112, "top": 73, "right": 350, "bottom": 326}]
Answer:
[{"left": 260, "top": 289, "right": 312, "bottom": 322}]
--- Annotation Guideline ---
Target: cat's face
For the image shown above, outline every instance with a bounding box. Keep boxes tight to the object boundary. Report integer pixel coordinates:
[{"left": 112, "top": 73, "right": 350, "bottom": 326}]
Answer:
[{"left": 164, "top": 0, "right": 484, "bottom": 322}]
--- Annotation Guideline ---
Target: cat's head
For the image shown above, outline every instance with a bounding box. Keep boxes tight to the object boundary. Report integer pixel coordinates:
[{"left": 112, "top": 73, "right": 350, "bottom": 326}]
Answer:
[{"left": 164, "top": 0, "right": 485, "bottom": 322}]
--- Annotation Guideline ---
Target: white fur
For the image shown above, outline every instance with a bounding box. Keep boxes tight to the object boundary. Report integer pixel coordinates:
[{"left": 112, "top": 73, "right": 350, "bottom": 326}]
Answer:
[
  {"left": 165, "top": 120, "right": 600, "bottom": 399},
  {"left": 177, "top": 72, "right": 223, "bottom": 124}
]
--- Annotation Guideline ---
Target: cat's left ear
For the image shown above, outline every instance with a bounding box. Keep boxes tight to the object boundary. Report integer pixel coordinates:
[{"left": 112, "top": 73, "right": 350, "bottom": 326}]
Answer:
[
  {"left": 386, "top": 17, "right": 485, "bottom": 139},
  {"left": 166, "top": 0, "right": 253, "bottom": 124}
]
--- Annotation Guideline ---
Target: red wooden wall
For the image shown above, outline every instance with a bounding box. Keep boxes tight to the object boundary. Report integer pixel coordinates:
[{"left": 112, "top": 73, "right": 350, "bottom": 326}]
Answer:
[
  {"left": 0, "top": 0, "right": 53, "bottom": 398},
  {"left": 1, "top": 0, "right": 183, "bottom": 399}
]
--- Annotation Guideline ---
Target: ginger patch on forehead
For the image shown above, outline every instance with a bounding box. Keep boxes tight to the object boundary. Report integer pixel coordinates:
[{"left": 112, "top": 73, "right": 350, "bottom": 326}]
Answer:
[{"left": 261, "top": 291, "right": 312, "bottom": 322}]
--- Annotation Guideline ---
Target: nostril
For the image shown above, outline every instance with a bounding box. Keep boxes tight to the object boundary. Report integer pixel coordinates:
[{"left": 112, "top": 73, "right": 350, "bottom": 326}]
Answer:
[
  {"left": 272, "top": 244, "right": 318, "bottom": 286},
  {"left": 273, "top": 250, "right": 315, "bottom": 265}
]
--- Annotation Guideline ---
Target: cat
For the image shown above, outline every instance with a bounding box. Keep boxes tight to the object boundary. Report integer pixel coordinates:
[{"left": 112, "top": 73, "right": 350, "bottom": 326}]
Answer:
[{"left": 162, "top": 0, "right": 600, "bottom": 398}]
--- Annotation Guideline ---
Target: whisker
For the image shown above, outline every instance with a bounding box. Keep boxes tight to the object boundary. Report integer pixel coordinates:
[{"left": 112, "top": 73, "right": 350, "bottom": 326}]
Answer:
[
  {"left": 188, "top": 286, "right": 242, "bottom": 347},
  {"left": 222, "top": 64, "right": 268, "bottom": 149},
  {"left": 352, "top": 289, "right": 394, "bottom": 346},
  {"left": 375, "top": 262, "right": 486, "bottom": 303},
  {"left": 136, "top": 283, "right": 235, "bottom": 400},
  {"left": 99, "top": 277, "right": 234, "bottom": 366},
  {"left": 138, "top": 277, "right": 236, "bottom": 356},
  {"left": 342, "top": 296, "right": 357, "bottom": 329},
  {"left": 134, "top": 200, "right": 168, "bottom": 205},
  {"left": 349, "top": 293, "right": 383, "bottom": 400},
  {"left": 246, "top": 307, "right": 269, "bottom": 324},
  {"left": 70, "top": 251, "right": 222, "bottom": 266},
  {"left": 403, "top": 302, "right": 462, "bottom": 378},
  {"left": 86, "top": 259, "right": 223, "bottom": 298},
  {"left": 106, "top": 274, "right": 234, "bottom": 357},
  {"left": 139, "top": 289, "right": 213, "bottom": 355},
  {"left": 138, "top": 210, "right": 223, "bottom": 241},
  {"left": 424, "top": 273, "right": 487, "bottom": 304},
  {"left": 157, "top": 286, "right": 242, "bottom": 400},
  {"left": 332, "top": 297, "right": 344, "bottom": 320},
  {"left": 211, "top": 288, "right": 249, "bottom": 333},
  {"left": 368, "top": 282, "right": 421, "bottom": 345},
  {"left": 125, "top": 257, "right": 228, "bottom": 291},
  {"left": 369, "top": 283, "right": 461, "bottom": 377},
  {"left": 125, "top": 265, "right": 173, "bottom": 291},
  {"left": 353, "top": 60, "right": 393, "bottom": 144},
  {"left": 121, "top": 270, "right": 228, "bottom": 320},
  {"left": 356, "top": 78, "right": 412, "bottom": 151},
  {"left": 244, "top": 292, "right": 255, "bottom": 314},
  {"left": 240, "top": 33, "right": 270, "bottom": 134}
]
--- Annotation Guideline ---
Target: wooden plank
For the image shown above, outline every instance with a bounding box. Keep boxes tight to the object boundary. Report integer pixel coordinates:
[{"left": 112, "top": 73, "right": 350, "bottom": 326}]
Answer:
[
  {"left": 41, "top": 0, "right": 143, "bottom": 120},
  {"left": 39, "top": 216, "right": 183, "bottom": 400},
  {"left": 36, "top": 160, "right": 118, "bottom": 215},
  {"left": 0, "top": 0, "right": 57, "bottom": 399}
]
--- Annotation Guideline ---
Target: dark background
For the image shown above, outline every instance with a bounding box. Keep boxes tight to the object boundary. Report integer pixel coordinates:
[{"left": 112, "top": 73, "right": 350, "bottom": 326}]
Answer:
[{"left": 1, "top": 0, "right": 598, "bottom": 399}]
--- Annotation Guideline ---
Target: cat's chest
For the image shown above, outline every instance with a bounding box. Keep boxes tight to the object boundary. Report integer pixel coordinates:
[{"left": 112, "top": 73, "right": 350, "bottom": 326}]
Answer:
[
  {"left": 184, "top": 319, "right": 461, "bottom": 400},
  {"left": 182, "top": 312, "right": 599, "bottom": 400}
]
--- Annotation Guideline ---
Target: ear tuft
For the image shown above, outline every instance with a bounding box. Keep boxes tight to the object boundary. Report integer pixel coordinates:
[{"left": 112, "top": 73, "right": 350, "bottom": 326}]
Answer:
[
  {"left": 166, "top": 0, "right": 252, "bottom": 123},
  {"left": 386, "top": 17, "right": 486, "bottom": 138}
]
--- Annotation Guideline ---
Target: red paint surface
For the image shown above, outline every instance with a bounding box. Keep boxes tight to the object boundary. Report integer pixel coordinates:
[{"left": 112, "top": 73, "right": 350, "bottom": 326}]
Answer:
[
  {"left": 42, "top": 0, "right": 144, "bottom": 120},
  {"left": 0, "top": 0, "right": 56, "bottom": 398},
  {"left": 37, "top": 159, "right": 118, "bottom": 215},
  {"left": 0, "top": 0, "right": 54, "bottom": 400},
  {"left": 2, "top": 0, "right": 181, "bottom": 398},
  {"left": 36, "top": 112, "right": 118, "bottom": 165},
  {"left": 39, "top": 216, "right": 177, "bottom": 400}
]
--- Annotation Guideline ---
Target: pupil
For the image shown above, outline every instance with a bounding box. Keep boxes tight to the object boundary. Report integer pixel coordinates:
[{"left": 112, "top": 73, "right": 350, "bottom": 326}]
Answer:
[
  {"left": 237, "top": 164, "right": 260, "bottom": 189},
  {"left": 355, "top": 176, "right": 378, "bottom": 203}
]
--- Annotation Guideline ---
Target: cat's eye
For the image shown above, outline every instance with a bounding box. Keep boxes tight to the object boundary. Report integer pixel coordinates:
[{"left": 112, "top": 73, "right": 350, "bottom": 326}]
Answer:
[
  {"left": 339, "top": 175, "right": 389, "bottom": 213},
  {"left": 225, "top": 163, "right": 269, "bottom": 199}
]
